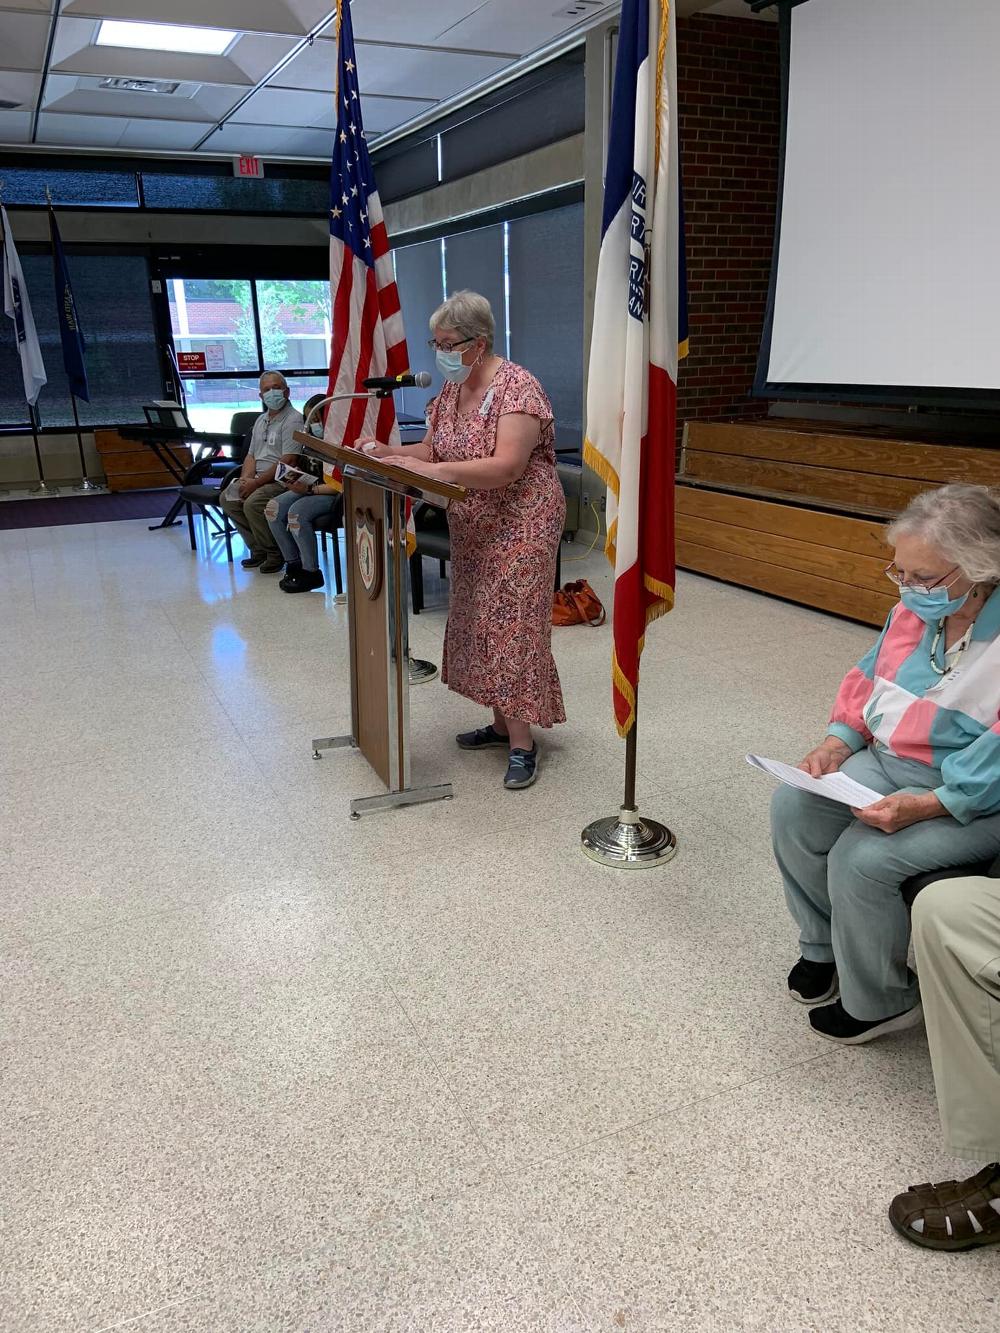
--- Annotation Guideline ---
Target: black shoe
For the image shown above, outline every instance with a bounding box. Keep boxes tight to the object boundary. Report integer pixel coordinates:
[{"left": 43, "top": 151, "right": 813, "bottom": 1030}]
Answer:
[
  {"left": 282, "top": 568, "right": 325, "bottom": 594},
  {"left": 787, "top": 958, "right": 839, "bottom": 1005},
  {"left": 279, "top": 561, "right": 304, "bottom": 590},
  {"left": 456, "top": 723, "right": 509, "bottom": 750},
  {"left": 259, "top": 554, "right": 285, "bottom": 574},
  {"left": 809, "top": 998, "right": 923, "bottom": 1045},
  {"left": 504, "top": 745, "right": 539, "bottom": 790},
  {"left": 241, "top": 551, "right": 266, "bottom": 568}
]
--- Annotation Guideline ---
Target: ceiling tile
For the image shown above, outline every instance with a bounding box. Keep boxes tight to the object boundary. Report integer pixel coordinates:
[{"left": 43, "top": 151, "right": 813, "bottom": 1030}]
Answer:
[
  {"left": 117, "top": 117, "right": 215, "bottom": 150},
  {"left": 201, "top": 121, "right": 332, "bottom": 157},
  {"left": 41, "top": 76, "right": 246, "bottom": 123},
  {"left": 360, "top": 94, "right": 437, "bottom": 135},
  {"left": 266, "top": 39, "right": 336, "bottom": 92},
  {"left": 59, "top": 0, "right": 321, "bottom": 36},
  {"left": 36, "top": 111, "right": 126, "bottom": 147},
  {"left": 432, "top": 0, "right": 613, "bottom": 56},
  {"left": 50, "top": 17, "right": 290, "bottom": 86},
  {"left": 0, "top": 11, "right": 50, "bottom": 72},
  {"left": 0, "top": 108, "right": 32, "bottom": 144},
  {"left": 229, "top": 86, "right": 335, "bottom": 129},
  {"left": 0, "top": 69, "right": 40, "bottom": 109},
  {"left": 350, "top": 0, "right": 499, "bottom": 48},
  {"left": 352, "top": 41, "right": 510, "bottom": 101}
]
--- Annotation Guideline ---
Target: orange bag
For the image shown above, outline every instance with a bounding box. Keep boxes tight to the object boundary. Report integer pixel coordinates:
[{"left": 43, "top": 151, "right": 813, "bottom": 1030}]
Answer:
[{"left": 552, "top": 578, "right": 607, "bottom": 627}]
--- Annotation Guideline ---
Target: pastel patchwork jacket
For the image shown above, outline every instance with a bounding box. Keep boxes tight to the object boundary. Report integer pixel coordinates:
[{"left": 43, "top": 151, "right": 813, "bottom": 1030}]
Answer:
[{"left": 827, "top": 588, "right": 1000, "bottom": 825}]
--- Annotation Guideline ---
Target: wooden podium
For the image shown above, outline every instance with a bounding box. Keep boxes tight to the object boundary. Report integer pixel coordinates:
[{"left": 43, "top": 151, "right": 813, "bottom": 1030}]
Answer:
[{"left": 293, "top": 431, "right": 466, "bottom": 819}]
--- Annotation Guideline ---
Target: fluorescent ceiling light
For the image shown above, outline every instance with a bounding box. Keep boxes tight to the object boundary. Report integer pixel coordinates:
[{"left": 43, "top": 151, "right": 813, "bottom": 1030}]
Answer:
[{"left": 95, "top": 20, "right": 237, "bottom": 56}]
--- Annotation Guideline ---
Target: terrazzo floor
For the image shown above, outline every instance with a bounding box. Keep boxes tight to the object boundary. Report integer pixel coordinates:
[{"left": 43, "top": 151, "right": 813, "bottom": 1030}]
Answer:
[{"left": 1, "top": 514, "right": 995, "bottom": 1331}]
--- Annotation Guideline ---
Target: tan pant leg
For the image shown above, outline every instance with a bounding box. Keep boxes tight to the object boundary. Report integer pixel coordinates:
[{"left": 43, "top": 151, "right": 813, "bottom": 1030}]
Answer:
[
  {"left": 242, "top": 484, "right": 285, "bottom": 555},
  {"left": 219, "top": 493, "right": 256, "bottom": 553},
  {"left": 912, "top": 875, "right": 1000, "bottom": 1159}
]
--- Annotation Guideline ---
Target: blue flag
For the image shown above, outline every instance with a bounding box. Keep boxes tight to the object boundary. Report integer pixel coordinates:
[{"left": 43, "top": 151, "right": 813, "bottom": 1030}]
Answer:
[{"left": 47, "top": 202, "right": 89, "bottom": 402}]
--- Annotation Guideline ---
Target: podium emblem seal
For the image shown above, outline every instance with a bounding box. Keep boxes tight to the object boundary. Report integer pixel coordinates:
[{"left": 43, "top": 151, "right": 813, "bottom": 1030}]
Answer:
[{"left": 355, "top": 507, "right": 382, "bottom": 599}]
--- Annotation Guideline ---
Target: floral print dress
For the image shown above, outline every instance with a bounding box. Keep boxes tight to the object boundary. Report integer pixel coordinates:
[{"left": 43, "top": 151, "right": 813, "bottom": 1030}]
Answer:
[{"left": 430, "top": 360, "right": 566, "bottom": 728}]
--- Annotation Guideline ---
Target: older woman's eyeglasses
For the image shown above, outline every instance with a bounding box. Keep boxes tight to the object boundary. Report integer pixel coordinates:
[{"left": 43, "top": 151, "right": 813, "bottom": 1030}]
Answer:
[
  {"left": 428, "top": 337, "right": 474, "bottom": 353},
  {"left": 884, "top": 562, "right": 961, "bottom": 596}
]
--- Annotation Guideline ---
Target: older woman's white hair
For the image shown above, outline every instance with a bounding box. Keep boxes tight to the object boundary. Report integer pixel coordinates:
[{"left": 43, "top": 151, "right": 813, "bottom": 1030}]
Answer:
[
  {"left": 888, "top": 483, "right": 1000, "bottom": 585},
  {"left": 430, "top": 290, "right": 495, "bottom": 353}
]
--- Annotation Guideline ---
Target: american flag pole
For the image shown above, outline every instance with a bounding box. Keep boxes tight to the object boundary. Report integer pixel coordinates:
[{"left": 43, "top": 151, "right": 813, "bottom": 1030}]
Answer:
[{"left": 323, "top": 0, "right": 416, "bottom": 551}]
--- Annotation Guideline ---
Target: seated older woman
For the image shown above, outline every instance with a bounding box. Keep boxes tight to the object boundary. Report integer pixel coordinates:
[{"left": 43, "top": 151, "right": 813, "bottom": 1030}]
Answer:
[{"left": 773, "top": 484, "right": 1000, "bottom": 1044}]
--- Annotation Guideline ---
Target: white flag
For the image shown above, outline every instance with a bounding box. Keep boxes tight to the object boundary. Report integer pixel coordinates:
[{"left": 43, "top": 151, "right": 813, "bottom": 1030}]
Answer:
[{"left": 1, "top": 203, "right": 47, "bottom": 406}]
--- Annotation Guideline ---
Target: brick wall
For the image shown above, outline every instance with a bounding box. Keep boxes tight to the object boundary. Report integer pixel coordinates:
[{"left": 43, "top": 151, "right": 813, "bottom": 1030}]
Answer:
[{"left": 676, "top": 15, "right": 781, "bottom": 439}]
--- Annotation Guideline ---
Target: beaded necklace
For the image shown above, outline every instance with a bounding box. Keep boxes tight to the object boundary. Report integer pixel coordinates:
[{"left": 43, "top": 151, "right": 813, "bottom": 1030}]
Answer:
[{"left": 928, "top": 621, "right": 972, "bottom": 676}]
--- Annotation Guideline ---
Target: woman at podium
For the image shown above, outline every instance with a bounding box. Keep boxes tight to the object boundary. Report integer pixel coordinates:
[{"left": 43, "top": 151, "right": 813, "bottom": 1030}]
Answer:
[{"left": 363, "top": 290, "right": 565, "bottom": 790}]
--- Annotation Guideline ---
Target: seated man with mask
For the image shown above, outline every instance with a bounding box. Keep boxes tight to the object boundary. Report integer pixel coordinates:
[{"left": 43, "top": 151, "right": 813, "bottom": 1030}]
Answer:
[{"left": 220, "top": 372, "right": 303, "bottom": 573}]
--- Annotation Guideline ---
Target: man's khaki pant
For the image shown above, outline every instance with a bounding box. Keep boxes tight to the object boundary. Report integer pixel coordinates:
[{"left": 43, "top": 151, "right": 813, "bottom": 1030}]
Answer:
[
  {"left": 912, "top": 875, "right": 1000, "bottom": 1159},
  {"left": 220, "top": 482, "right": 284, "bottom": 557}
]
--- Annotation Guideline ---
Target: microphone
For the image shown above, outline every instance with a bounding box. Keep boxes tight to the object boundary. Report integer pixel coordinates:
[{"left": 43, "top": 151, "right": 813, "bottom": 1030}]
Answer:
[{"left": 362, "top": 370, "right": 432, "bottom": 391}]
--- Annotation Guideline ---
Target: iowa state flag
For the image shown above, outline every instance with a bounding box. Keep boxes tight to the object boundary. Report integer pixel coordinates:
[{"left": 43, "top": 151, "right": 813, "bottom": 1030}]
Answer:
[
  {"left": 584, "top": 0, "right": 687, "bottom": 736},
  {"left": 47, "top": 201, "right": 89, "bottom": 402}
]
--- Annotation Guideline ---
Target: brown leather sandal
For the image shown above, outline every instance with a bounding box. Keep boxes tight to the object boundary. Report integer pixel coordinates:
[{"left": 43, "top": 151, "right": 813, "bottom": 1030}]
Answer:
[{"left": 889, "top": 1164, "right": 1000, "bottom": 1251}]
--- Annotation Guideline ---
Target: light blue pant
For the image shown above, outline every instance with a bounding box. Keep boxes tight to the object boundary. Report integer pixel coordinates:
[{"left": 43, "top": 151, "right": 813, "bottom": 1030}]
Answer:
[
  {"left": 771, "top": 746, "right": 1000, "bottom": 1021},
  {"left": 266, "top": 492, "right": 336, "bottom": 571}
]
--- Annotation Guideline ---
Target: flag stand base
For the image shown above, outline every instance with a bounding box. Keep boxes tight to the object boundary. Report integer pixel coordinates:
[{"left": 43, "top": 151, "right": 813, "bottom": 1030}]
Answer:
[
  {"left": 581, "top": 704, "right": 678, "bottom": 869},
  {"left": 30, "top": 482, "right": 59, "bottom": 496},
  {"left": 74, "top": 478, "right": 103, "bottom": 492},
  {"left": 581, "top": 804, "right": 677, "bottom": 869}
]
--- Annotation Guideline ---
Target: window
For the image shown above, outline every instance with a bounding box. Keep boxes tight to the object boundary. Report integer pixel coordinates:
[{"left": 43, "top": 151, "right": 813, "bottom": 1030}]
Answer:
[
  {"left": 167, "top": 278, "right": 332, "bottom": 432},
  {"left": 392, "top": 238, "right": 445, "bottom": 419},
  {"left": 507, "top": 203, "right": 584, "bottom": 451},
  {"left": 443, "top": 225, "right": 507, "bottom": 359},
  {"left": 0, "top": 168, "right": 140, "bottom": 208},
  {"left": 178, "top": 374, "right": 329, "bottom": 433},
  {"left": 259, "top": 280, "right": 331, "bottom": 373},
  {"left": 169, "top": 279, "right": 257, "bottom": 373},
  {"left": 0, "top": 252, "right": 162, "bottom": 429},
  {"left": 142, "top": 175, "right": 328, "bottom": 214},
  {"left": 391, "top": 201, "right": 585, "bottom": 453}
]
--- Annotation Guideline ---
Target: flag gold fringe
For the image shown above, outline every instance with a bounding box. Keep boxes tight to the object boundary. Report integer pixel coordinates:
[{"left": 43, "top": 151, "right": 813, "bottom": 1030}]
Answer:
[
  {"left": 583, "top": 436, "right": 620, "bottom": 500},
  {"left": 611, "top": 648, "right": 637, "bottom": 737}
]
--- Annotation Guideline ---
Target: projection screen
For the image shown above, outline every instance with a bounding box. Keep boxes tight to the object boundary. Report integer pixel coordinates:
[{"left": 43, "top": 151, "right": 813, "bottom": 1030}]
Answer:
[{"left": 759, "top": 0, "right": 1000, "bottom": 402}]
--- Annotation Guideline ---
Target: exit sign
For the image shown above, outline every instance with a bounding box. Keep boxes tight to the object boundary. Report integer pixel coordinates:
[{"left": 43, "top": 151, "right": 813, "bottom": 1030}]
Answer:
[{"left": 234, "top": 155, "right": 264, "bottom": 178}]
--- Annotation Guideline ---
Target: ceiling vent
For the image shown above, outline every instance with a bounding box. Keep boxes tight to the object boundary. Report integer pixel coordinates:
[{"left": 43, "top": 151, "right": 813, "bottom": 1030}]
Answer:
[
  {"left": 553, "top": 1, "right": 604, "bottom": 16},
  {"left": 98, "top": 76, "right": 180, "bottom": 95},
  {"left": 0, "top": 98, "right": 22, "bottom": 109}
]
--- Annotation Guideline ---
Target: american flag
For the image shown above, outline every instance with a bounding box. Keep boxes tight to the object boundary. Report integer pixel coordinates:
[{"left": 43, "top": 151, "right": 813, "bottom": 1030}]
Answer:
[{"left": 325, "top": 0, "right": 409, "bottom": 450}]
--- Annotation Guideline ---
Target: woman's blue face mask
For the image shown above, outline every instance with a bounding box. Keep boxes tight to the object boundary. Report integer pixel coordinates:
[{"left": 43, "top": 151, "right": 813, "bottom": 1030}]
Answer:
[{"left": 900, "top": 584, "right": 971, "bottom": 622}]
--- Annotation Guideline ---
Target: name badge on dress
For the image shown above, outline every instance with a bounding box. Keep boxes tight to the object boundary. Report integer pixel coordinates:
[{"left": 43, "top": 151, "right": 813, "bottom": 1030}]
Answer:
[{"left": 479, "top": 387, "right": 495, "bottom": 418}]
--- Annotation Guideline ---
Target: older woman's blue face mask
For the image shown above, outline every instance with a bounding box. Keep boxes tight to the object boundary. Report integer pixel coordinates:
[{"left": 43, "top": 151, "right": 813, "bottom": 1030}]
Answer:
[
  {"left": 429, "top": 328, "right": 481, "bottom": 384},
  {"left": 885, "top": 533, "right": 975, "bottom": 622}
]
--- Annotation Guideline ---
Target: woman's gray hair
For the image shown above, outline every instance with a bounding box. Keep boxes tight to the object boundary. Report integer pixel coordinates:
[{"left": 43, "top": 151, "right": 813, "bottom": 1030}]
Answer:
[
  {"left": 887, "top": 483, "right": 1000, "bottom": 583},
  {"left": 430, "top": 289, "right": 495, "bottom": 352}
]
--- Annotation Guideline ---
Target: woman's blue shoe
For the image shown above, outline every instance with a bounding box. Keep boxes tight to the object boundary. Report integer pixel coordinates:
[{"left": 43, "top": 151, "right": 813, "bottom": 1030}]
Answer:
[{"left": 504, "top": 745, "right": 539, "bottom": 789}]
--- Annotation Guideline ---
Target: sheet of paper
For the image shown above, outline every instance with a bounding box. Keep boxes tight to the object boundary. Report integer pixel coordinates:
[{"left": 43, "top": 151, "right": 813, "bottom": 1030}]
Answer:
[{"left": 745, "top": 754, "right": 883, "bottom": 809}]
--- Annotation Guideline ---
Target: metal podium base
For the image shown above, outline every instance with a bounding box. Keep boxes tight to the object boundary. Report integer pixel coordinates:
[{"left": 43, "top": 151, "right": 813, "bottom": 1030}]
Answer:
[
  {"left": 581, "top": 805, "right": 678, "bottom": 869},
  {"left": 348, "top": 783, "right": 453, "bottom": 820},
  {"left": 310, "top": 734, "right": 454, "bottom": 820}
]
